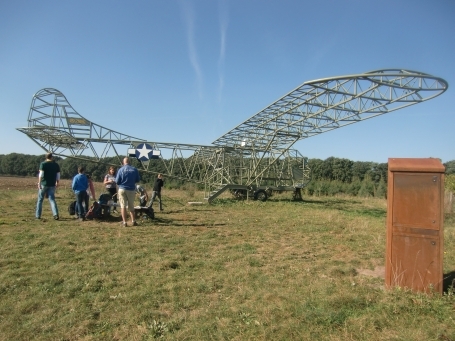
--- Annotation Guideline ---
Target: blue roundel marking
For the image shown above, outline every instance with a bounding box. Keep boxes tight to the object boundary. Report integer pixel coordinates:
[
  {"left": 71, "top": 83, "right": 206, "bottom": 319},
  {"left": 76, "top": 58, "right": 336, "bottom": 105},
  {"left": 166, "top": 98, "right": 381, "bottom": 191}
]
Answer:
[{"left": 135, "top": 143, "right": 154, "bottom": 161}]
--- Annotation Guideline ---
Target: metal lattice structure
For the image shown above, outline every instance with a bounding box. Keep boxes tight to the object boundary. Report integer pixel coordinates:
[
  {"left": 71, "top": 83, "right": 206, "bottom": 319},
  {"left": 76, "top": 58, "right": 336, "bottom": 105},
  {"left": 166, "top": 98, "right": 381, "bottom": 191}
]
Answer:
[{"left": 17, "top": 69, "right": 448, "bottom": 202}]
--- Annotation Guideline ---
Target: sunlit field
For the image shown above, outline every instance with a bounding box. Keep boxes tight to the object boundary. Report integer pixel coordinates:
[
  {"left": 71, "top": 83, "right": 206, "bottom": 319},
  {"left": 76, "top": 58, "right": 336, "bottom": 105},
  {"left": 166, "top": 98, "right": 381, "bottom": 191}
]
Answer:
[{"left": 1, "top": 176, "right": 454, "bottom": 341}]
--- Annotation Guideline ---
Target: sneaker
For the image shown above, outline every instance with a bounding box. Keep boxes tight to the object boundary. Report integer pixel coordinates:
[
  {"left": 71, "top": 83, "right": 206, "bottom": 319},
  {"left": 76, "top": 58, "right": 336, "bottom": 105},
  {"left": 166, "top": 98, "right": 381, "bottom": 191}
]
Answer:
[
  {"left": 132, "top": 221, "right": 138, "bottom": 226},
  {"left": 121, "top": 221, "right": 127, "bottom": 227},
  {"left": 79, "top": 217, "right": 85, "bottom": 222},
  {"left": 53, "top": 215, "right": 59, "bottom": 220},
  {"left": 35, "top": 217, "right": 41, "bottom": 220}
]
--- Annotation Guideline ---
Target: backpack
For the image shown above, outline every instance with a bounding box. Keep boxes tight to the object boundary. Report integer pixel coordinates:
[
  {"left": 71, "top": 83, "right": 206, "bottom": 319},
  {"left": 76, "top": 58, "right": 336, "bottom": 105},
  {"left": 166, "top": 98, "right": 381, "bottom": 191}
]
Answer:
[
  {"left": 85, "top": 201, "right": 102, "bottom": 220},
  {"left": 98, "top": 193, "right": 112, "bottom": 205},
  {"left": 68, "top": 201, "right": 77, "bottom": 215}
]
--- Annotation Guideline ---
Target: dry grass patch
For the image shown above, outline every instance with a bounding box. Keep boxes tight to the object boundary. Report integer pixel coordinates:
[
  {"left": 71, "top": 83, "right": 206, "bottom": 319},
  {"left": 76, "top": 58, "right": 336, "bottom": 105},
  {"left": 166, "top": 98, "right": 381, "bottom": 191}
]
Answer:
[{"left": 0, "top": 176, "right": 454, "bottom": 340}]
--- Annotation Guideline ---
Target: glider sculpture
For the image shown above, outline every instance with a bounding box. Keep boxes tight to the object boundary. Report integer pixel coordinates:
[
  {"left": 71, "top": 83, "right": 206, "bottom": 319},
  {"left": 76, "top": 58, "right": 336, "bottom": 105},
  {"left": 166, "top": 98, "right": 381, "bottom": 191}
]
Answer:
[{"left": 17, "top": 69, "right": 448, "bottom": 202}]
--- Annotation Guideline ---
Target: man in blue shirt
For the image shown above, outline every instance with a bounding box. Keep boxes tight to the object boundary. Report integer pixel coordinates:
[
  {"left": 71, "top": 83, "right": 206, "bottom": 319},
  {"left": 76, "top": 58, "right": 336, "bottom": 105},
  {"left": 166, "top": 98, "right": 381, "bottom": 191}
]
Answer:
[
  {"left": 72, "top": 166, "right": 89, "bottom": 221},
  {"left": 115, "top": 157, "right": 140, "bottom": 227}
]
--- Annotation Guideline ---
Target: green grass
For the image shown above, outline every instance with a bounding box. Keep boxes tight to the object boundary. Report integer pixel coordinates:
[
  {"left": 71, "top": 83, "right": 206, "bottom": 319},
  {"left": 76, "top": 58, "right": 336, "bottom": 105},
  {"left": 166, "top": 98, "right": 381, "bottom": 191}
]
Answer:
[{"left": 0, "top": 178, "right": 454, "bottom": 340}]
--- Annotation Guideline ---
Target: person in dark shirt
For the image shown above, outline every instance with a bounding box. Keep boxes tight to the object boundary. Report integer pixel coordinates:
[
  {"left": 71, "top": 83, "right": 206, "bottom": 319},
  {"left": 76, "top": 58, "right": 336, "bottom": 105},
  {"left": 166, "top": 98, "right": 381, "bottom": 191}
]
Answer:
[
  {"left": 149, "top": 173, "right": 164, "bottom": 211},
  {"left": 35, "top": 152, "right": 60, "bottom": 220}
]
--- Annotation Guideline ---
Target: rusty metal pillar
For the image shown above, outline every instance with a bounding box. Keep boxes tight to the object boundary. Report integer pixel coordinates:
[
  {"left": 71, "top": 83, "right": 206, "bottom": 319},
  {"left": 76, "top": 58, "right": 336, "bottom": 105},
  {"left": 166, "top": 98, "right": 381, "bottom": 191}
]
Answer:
[{"left": 385, "top": 158, "right": 445, "bottom": 293}]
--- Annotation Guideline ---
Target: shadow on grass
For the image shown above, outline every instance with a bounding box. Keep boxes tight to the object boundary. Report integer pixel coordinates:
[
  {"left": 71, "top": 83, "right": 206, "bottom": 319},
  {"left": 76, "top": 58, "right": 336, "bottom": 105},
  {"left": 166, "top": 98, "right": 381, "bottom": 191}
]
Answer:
[
  {"left": 270, "top": 197, "right": 363, "bottom": 206},
  {"left": 443, "top": 271, "right": 455, "bottom": 293},
  {"left": 271, "top": 197, "right": 387, "bottom": 219},
  {"left": 444, "top": 213, "right": 455, "bottom": 226},
  {"left": 167, "top": 208, "right": 218, "bottom": 213},
  {"left": 143, "top": 215, "right": 226, "bottom": 228},
  {"left": 212, "top": 198, "right": 244, "bottom": 205}
]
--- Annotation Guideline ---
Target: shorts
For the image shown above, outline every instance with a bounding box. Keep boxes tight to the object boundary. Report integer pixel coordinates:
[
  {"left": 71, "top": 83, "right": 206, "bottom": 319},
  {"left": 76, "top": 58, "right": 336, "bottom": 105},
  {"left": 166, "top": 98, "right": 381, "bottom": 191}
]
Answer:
[{"left": 118, "top": 188, "right": 136, "bottom": 209}]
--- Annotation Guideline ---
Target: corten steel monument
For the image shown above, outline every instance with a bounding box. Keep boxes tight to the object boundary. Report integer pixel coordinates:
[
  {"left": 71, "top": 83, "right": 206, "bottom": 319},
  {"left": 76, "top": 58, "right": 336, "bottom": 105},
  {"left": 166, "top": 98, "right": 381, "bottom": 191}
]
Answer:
[
  {"left": 385, "top": 158, "right": 445, "bottom": 293},
  {"left": 17, "top": 69, "right": 448, "bottom": 202}
]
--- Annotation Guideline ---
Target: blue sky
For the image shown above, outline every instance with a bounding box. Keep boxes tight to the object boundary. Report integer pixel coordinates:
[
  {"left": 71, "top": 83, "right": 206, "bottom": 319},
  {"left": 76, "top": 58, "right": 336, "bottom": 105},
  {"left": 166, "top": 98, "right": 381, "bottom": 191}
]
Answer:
[{"left": 1, "top": 0, "right": 454, "bottom": 163}]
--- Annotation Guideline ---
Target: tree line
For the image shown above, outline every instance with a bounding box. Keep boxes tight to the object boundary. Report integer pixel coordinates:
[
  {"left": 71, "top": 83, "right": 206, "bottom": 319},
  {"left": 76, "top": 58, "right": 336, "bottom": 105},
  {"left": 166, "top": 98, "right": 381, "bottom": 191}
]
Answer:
[
  {"left": 0, "top": 153, "right": 152, "bottom": 183},
  {"left": 1, "top": 153, "right": 454, "bottom": 198},
  {"left": 0, "top": 153, "right": 186, "bottom": 188}
]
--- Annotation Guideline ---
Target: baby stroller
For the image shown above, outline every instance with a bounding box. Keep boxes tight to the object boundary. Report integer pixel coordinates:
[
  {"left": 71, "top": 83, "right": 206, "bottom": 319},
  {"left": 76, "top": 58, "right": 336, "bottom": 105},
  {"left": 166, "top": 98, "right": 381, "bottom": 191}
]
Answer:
[{"left": 85, "top": 193, "right": 113, "bottom": 219}]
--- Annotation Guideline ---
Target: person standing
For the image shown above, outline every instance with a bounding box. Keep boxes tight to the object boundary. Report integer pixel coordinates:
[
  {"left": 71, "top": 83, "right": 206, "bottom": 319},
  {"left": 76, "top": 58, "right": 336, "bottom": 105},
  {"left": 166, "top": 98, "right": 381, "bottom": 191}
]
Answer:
[
  {"left": 104, "top": 166, "right": 117, "bottom": 212},
  {"left": 72, "top": 166, "right": 89, "bottom": 221},
  {"left": 87, "top": 174, "right": 96, "bottom": 201},
  {"left": 84, "top": 173, "right": 96, "bottom": 214},
  {"left": 115, "top": 157, "right": 140, "bottom": 227},
  {"left": 149, "top": 173, "right": 164, "bottom": 211},
  {"left": 35, "top": 152, "right": 61, "bottom": 220}
]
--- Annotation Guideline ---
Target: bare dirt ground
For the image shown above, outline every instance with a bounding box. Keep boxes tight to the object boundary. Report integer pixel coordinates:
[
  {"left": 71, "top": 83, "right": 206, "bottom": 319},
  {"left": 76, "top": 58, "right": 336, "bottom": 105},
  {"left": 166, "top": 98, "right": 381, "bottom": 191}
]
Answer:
[
  {"left": 0, "top": 176, "right": 71, "bottom": 190},
  {"left": 357, "top": 266, "right": 385, "bottom": 279}
]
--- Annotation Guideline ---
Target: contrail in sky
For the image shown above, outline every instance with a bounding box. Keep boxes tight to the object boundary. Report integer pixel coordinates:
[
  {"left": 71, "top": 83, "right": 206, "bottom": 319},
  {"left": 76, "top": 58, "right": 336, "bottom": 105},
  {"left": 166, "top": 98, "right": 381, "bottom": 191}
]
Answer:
[
  {"left": 217, "top": 0, "right": 228, "bottom": 102},
  {"left": 180, "top": 1, "right": 203, "bottom": 99}
]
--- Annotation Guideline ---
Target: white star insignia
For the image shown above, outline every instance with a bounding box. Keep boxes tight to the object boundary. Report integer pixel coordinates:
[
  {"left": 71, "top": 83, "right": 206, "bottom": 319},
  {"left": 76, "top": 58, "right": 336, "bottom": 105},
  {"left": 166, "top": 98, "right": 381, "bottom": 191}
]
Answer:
[{"left": 136, "top": 144, "right": 153, "bottom": 159}]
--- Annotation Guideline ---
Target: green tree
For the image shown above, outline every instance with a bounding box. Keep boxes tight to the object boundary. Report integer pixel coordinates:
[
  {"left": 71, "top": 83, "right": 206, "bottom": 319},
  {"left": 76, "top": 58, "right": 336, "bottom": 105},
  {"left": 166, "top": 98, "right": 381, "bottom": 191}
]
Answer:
[
  {"left": 444, "top": 160, "right": 455, "bottom": 175},
  {"left": 446, "top": 174, "right": 455, "bottom": 192},
  {"left": 371, "top": 162, "right": 388, "bottom": 183},
  {"left": 358, "top": 177, "right": 375, "bottom": 197},
  {"left": 331, "top": 158, "right": 353, "bottom": 182},
  {"left": 347, "top": 179, "right": 362, "bottom": 196},
  {"left": 352, "top": 161, "right": 372, "bottom": 181},
  {"left": 0, "top": 153, "right": 45, "bottom": 176},
  {"left": 375, "top": 178, "right": 387, "bottom": 198},
  {"left": 59, "top": 158, "right": 80, "bottom": 180},
  {"left": 307, "top": 158, "right": 324, "bottom": 181},
  {"left": 321, "top": 157, "right": 334, "bottom": 181}
]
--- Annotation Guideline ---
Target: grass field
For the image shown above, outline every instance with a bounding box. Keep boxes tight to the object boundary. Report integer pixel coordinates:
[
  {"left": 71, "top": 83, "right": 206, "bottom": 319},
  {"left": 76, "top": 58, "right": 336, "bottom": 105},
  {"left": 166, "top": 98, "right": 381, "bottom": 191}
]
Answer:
[{"left": 0, "top": 176, "right": 454, "bottom": 340}]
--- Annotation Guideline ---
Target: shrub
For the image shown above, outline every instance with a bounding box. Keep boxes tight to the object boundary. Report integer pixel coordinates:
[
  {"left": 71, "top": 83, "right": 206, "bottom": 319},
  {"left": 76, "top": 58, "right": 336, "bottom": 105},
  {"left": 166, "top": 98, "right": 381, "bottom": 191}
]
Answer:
[
  {"left": 375, "top": 179, "right": 387, "bottom": 198},
  {"left": 347, "top": 179, "right": 362, "bottom": 197},
  {"left": 446, "top": 174, "right": 455, "bottom": 192},
  {"left": 358, "top": 178, "right": 375, "bottom": 198}
]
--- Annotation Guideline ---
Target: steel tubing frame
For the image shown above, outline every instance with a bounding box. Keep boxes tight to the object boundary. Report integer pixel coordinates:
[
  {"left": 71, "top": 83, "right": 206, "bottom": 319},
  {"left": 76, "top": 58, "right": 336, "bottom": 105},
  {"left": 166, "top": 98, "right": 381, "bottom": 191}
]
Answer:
[{"left": 16, "top": 69, "right": 447, "bottom": 201}]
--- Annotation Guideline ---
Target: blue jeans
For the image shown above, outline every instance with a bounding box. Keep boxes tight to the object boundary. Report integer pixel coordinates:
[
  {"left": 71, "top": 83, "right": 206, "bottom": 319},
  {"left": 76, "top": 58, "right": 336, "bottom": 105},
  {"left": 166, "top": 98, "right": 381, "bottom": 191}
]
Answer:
[
  {"left": 36, "top": 186, "right": 59, "bottom": 218},
  {"left": 75, "top": 191, "right": 88, "bottom": 218}
]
